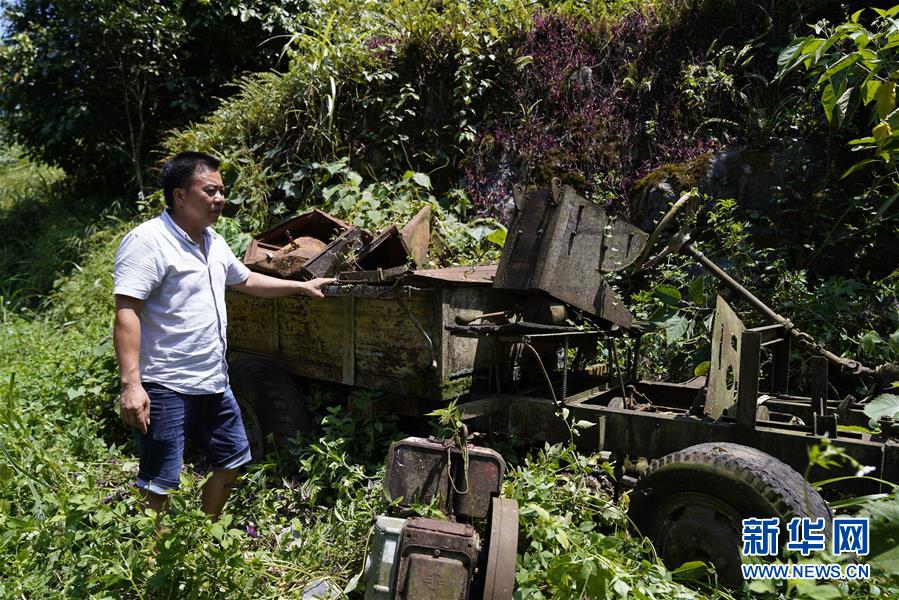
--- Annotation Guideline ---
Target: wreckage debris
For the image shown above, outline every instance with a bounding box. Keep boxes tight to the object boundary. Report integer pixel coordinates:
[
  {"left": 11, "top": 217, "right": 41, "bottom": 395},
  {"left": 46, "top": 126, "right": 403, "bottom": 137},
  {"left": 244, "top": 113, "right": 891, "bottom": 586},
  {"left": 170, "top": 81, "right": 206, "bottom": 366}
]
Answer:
[{"left": 243, "top": 206, "right": 431, "bottom": 282}]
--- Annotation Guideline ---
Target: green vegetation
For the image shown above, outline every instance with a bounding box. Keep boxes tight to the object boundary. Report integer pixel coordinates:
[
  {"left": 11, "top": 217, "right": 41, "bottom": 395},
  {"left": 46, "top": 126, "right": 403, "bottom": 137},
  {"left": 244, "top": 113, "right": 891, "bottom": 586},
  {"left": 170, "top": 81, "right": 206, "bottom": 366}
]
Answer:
[
  {"left": 1, "top": 0, "right": 898, "bottom": 598},
  {"left": 0, "top": 0, "right": 304, "bottom": 193}
]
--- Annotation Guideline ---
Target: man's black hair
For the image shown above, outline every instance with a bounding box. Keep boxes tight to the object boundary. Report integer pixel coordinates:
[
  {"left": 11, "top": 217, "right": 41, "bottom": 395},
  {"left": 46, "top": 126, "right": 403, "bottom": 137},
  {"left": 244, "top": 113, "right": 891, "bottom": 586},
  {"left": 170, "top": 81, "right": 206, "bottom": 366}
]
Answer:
[{"left": 160, "top": 152, "right": 221, "bottom": 208}]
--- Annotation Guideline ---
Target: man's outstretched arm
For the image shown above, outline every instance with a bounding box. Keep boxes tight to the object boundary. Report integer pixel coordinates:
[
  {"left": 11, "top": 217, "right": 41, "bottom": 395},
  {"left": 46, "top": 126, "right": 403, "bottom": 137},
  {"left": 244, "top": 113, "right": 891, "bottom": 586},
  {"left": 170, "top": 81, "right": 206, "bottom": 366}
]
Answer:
[
  {"left": 114, "top": 294, "right": 151, "bottom": 434},
  {"left": 230, "top": 272, "right": 335, "bottom": 299}
]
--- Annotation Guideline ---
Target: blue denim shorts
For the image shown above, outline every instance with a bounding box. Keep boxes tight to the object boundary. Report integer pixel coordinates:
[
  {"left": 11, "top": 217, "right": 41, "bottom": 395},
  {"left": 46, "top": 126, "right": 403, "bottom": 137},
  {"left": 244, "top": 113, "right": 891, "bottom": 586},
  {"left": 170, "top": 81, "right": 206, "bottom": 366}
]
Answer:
[{"left": 136, "top": 382, "right": 252, "bottom": 495}]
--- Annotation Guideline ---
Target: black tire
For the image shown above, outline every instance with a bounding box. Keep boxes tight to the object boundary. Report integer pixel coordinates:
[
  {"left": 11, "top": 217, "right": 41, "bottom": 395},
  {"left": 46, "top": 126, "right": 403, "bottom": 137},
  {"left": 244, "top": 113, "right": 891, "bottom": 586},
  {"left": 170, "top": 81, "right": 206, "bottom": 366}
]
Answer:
[
  {"left": 629, "top": 442, "right": 832, "bottom": 586},
  {"left": 229, "top": 358, "right": 311, "bottom": 462}
]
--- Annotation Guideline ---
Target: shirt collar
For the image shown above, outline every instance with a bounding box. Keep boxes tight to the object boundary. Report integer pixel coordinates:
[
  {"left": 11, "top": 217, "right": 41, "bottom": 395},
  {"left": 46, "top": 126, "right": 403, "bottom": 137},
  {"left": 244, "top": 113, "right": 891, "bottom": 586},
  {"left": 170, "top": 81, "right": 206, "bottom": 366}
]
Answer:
[{"left": 160, "top": 209, "right": 217, "bottom": 246}]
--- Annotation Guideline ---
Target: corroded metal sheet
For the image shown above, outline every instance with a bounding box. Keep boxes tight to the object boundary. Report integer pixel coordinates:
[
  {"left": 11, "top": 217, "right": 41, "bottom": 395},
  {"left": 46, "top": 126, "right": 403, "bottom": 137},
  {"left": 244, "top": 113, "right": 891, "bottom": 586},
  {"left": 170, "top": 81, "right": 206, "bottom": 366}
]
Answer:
[
  {"left": 353, "top": 225, "right": 410, "bottom": 271},
  {"left": 706, "top": 296, "right": 745, "bottom": 420},
  {"left": 243, "top": 209, "right": 347, "bottom": 277},
  {"left": 483, "top": 497, "right": 519, "bottom": 600},
  {"left": 493, "top": 183, "right": 639, "bottom": 327},
  {"left": 385, "top": 436, "right": 505, "bottom": 519},
  {"left": 395, "top": 517, "right": 479, "bottom": 599},
  {"left": 401, "top": 205, "right": 431, "bottom": 267},
  {"left": 228, "top": 279, "right": 519, "bottom": 400},
  {"left": 441, "top": 286, "right": 515, "bottom": 380},
  {"left": 277, "top": 295, "right": 346, "bottom": 380},
  {"left": 409, "top": 265, "right": 497, "bottom": 286},
  {"left": 300, "top": 227, "right": 370, "bottom": 279},
  {"left": 225, "top": 292, "right": 279, "bottom": 355},
  {"left": 354, "top": 295, "right": 435, "bottom": 395}
]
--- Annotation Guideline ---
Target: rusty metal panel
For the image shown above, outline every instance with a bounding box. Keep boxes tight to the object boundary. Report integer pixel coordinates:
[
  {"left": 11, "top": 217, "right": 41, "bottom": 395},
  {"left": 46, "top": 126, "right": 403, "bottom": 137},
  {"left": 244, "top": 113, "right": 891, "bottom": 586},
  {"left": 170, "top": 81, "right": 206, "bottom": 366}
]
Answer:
[
  {"left": 509, "top": 397, "right": 899, "bottom": 495},
  {"left": 277, "top": 295, "right": 346, "bottom": 378},
  {"left": 706, "top": 296, "right": 745, "bottom": 420},
  {"left": 396, "top": 518, "right": 479, "bottom": 600},
  {"left": 353, "top": 294, "right": 436, "bottom": 396},
  {"left": 736, "top": 330, "right": 762, "bottom": 429},
  {"left": 385, "top": 437, "right": 505, "bottom": 519},
  {"left": 385, "top": 438, "right": 451, "bottom": 510},
  {"left": 244, "top": 209, "right": 348, "bottom": 277},
  {"left": 493, "top": 183, "right": 639, "bottom": 327},
  {"left": 453, "top": 446, "right": 505, "bottom": 519},
  {"left": 225, "top": 292, "right": 279, "bottom": 355},
  {"left": 337, "top": 265, "right": 409, "bottom": 283},
  {"left": 229, "top": 279, "right": 527, "bottom": 399},
  {"left": 301, "top": 227, "right": 370, "bottom": 279},
  {"left": 353, "top": 225, "right": 411, "bottom": 271},
  {"left": 410, "top": 265, "right": 497, "bottom": 286},
  {"left": 342, "top": 295, "right": 355, "bottom": 386},
  {"left": 440, "top": 287, "right": 517, "bottom": 384},
  {"left": 401, "top": 205, "right": 431, "bottom": 267}
]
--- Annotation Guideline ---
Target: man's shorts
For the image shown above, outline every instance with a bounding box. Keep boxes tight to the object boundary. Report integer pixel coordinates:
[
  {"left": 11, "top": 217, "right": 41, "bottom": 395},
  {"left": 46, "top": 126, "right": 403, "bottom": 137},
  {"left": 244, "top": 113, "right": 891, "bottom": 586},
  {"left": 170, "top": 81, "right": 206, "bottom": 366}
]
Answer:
[{"left": 136, "top": 382, "right": 252, "bottom": 495}]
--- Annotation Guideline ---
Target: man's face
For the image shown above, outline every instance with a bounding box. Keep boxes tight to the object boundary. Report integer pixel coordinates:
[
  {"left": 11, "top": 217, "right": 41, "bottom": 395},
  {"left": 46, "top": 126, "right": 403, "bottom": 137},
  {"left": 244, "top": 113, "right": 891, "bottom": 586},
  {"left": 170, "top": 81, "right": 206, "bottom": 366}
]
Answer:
[{"left": 173, "top": 168, "right": 225, "bottom": 230}]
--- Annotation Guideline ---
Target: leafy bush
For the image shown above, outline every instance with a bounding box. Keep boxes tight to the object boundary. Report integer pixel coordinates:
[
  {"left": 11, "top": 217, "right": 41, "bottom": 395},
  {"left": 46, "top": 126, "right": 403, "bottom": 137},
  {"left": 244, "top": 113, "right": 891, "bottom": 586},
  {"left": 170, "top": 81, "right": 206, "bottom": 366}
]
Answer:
[{"left": 0, "top": 0, "right": 304, "bottom": 195}]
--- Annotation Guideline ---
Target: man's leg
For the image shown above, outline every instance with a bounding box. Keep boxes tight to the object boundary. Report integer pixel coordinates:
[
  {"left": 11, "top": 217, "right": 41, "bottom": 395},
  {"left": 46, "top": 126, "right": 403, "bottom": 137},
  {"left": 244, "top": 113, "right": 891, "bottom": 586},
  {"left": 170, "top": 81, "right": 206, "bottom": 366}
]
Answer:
[
  {"left": 201, "top": 468, "right": 239, "bottom": 517},
  {"left": 135, "top": 383, "right": 185, "bottom": 518},
  {"left": 143, "top": 490, "right": 169, "bottom": 514},
  {"left": 199, "top": 385, "right": 252, "bottom": 518}
]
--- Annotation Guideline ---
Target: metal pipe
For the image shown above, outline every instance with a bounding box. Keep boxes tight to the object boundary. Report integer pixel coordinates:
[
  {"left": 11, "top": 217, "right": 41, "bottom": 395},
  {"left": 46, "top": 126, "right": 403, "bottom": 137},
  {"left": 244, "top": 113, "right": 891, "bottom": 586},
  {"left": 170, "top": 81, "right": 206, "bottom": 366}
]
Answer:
[
  {"left": 684, "top": 243, "right": 875, "bottom": 378},
  {"left": 522, "top": 340, "right": 560, "bottom": 407}
]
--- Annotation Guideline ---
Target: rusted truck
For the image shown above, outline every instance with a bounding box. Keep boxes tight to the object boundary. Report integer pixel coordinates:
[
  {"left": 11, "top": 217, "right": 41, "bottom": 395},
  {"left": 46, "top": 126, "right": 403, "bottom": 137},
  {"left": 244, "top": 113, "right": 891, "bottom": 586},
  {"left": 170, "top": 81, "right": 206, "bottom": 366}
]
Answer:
[{"left": 226, "top": 181, "right": 898, "bottom": 592}]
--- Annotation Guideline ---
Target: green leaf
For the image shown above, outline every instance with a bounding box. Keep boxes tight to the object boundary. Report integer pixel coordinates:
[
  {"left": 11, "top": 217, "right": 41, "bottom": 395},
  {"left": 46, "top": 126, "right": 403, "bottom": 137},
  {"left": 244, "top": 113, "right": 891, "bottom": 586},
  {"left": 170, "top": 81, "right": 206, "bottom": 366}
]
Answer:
[
  {"left": 840, "top": 158, "right": 879, "bottom": 178},
  {"left": 859, "top": 331, "right": 885, "bottom": 354},
  {"left": 748, "top": 578, "right": 776, "bottom": 594},
  {"left": 821, "top": 82, "right": 837, "bottom": 122},
  {"left": 864, "top": 79, "right": 882, "bottom": 105},
  {"left": 210, "top": 523, "right": 224, "bottom": 541},
  {"left": 412, "top": 172, "right": 431, "bottom": 189},
  {"left": 485, "top": 227, "right": 506, "bottom": 247},
  {"left": 652, "top": 284, "right": 682, "bottom": 307},
  {"left": 776, "top": 36, "right": 812, "bottom": 77},
  {"left": 694, "top": 361, "right": 710, "bottom": 377},
  {"left": 792, "top": 581, "right": 843, "bottom": 600},
  {"left": 661, "top": 315, "right": 690, "bottom": 344},
  {"left": 346, "top": 171, "right": 363, "bottom": 187},
  {"left": 687, "top": 278, "right": 705, "bottom": 304},
  {"left": 876, "top": 81, "right": 897, "bottom": 119},
  {"left": 671, "top": 560, "right": 712, "bottom": 583},
  {"left": 816, "top": 52, "right": 860, "bottom": 85},
  {"left": 344, "top": 572, "right": 362, "bottom": 593},
  {"left": 863, "top": 394, "right": 899, "bottom": 427},
  {"left": 833, "top": 83, "right": 853, "bottom": 126},
  {"left": 859, "top": 494, "right": 899, "bottom": 575}
]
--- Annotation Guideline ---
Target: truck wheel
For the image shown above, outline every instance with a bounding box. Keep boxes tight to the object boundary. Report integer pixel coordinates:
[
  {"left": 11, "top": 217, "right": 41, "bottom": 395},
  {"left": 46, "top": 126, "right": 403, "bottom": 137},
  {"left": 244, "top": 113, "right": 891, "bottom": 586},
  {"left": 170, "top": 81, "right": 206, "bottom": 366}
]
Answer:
[
  {"left": 229, "top": 358, "right": 311, "bottom": 461},
  {"left": 629, "top": 442, "right": 832, "bottom": 586}
]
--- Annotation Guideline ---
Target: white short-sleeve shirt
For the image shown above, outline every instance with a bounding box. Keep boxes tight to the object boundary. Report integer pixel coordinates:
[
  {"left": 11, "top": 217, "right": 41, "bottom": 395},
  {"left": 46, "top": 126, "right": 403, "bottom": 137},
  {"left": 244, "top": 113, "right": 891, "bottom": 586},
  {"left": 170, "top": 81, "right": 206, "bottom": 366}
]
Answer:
[{"left": 113, "top": 210, "right": 250, "bottom": 394}]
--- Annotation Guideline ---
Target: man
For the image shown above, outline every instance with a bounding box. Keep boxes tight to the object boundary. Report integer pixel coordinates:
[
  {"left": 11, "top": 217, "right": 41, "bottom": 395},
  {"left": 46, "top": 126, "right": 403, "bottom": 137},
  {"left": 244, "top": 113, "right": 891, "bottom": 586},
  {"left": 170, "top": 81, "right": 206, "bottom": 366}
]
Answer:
[{"left": 113, "top": 151, "right": 333, "bottom": 517}]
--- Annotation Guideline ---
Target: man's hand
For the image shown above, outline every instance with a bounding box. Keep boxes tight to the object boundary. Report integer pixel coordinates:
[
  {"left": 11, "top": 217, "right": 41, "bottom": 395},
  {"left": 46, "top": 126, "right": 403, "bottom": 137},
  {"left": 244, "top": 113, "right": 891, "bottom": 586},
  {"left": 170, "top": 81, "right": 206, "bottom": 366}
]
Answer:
[
  {"left": 299, "top": 277, "right": 337, "bottom": 299},
  {"left": 119, "top": 384, "right": 151, "bottom": 434}
]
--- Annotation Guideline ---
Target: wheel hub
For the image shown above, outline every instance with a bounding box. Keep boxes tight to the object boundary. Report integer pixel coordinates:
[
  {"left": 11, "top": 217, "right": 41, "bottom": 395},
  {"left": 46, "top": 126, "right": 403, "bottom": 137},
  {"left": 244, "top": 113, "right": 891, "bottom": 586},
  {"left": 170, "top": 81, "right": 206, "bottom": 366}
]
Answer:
[{"left": 652, "top": 492, "right": 743, "bottom": 585}]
